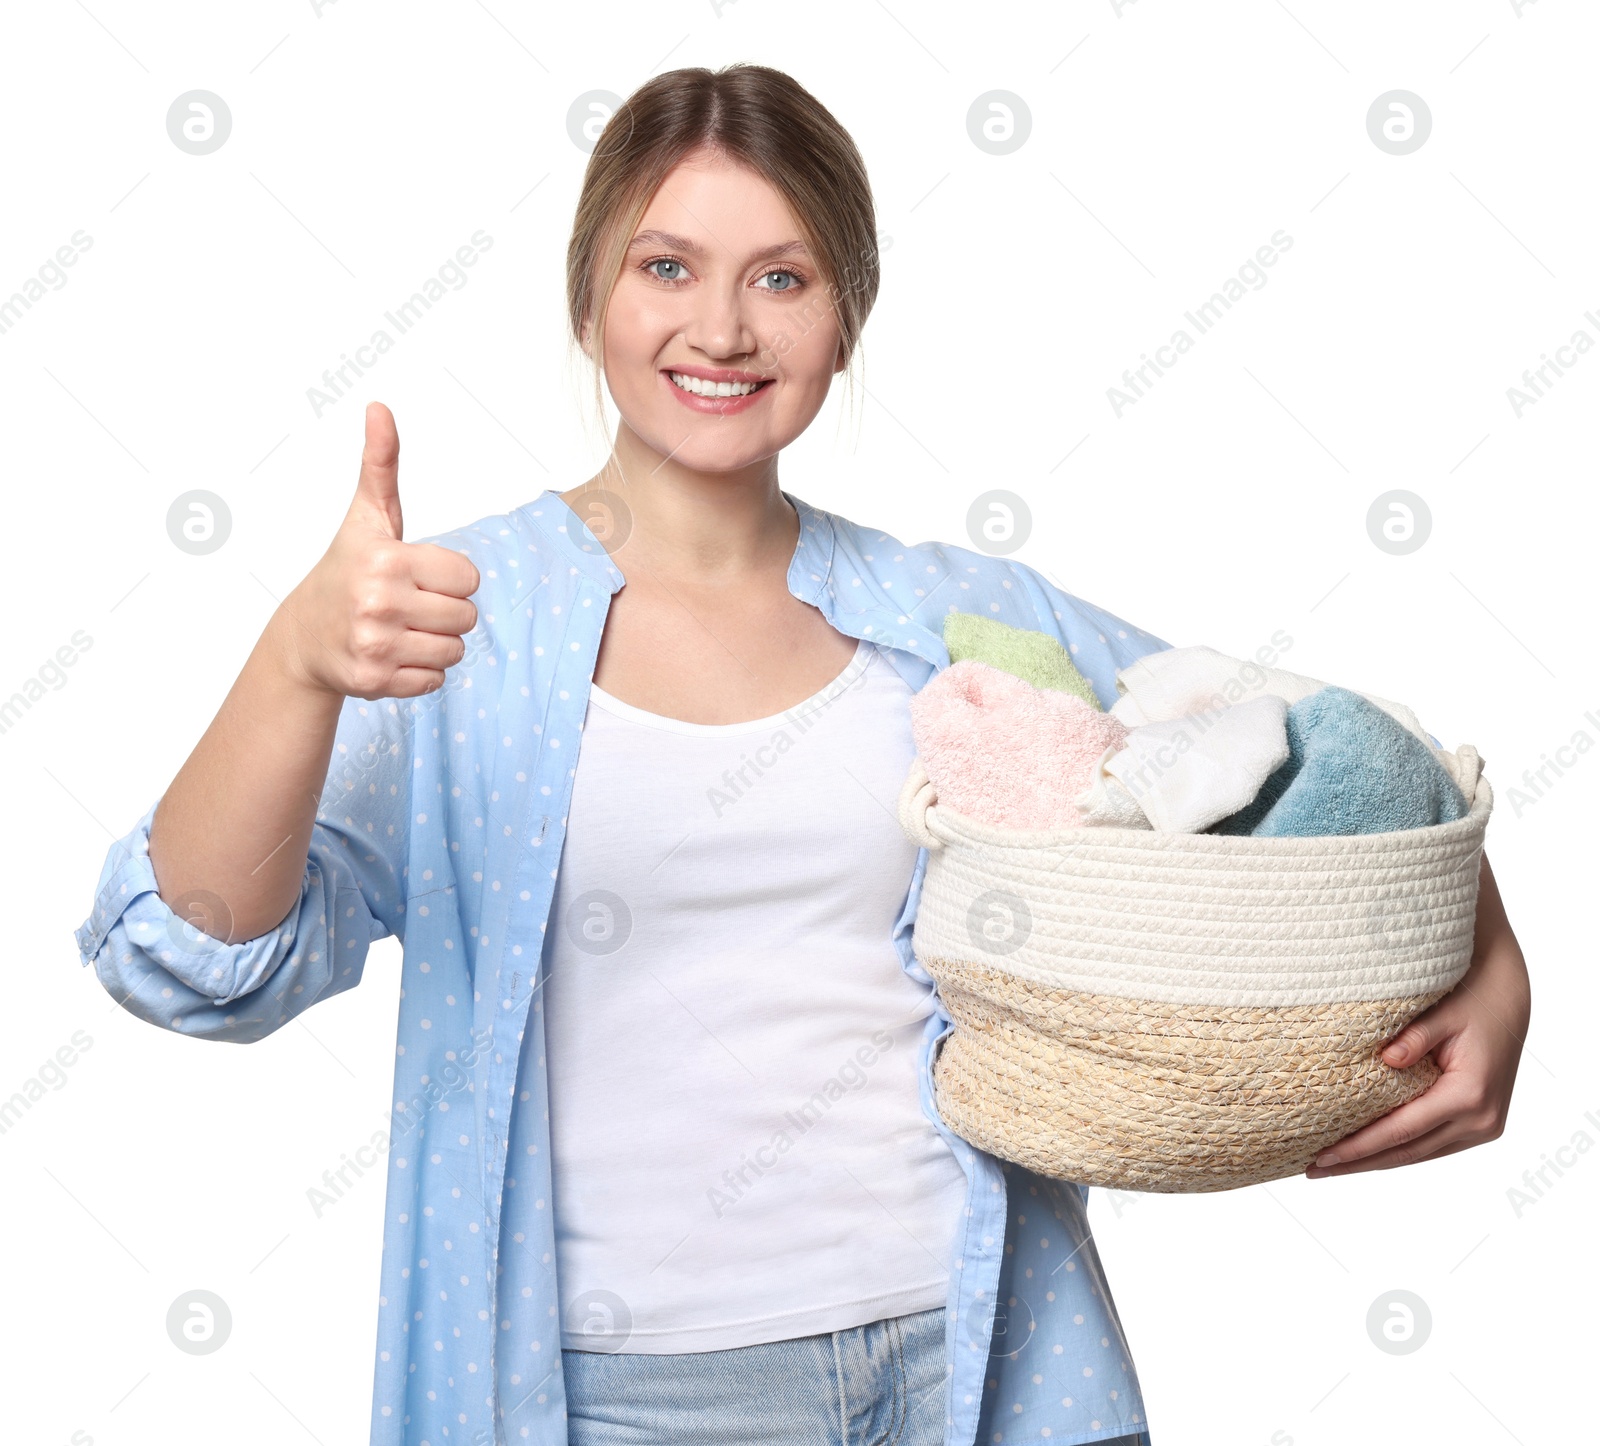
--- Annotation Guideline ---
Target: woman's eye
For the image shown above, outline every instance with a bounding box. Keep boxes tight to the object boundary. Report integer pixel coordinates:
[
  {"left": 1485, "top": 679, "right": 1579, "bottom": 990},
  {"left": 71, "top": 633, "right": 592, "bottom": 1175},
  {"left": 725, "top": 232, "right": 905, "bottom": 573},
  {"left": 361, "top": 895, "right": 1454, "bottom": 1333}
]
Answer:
[{"left": 644, "top": 259, "right": 802, "bottom": 290}]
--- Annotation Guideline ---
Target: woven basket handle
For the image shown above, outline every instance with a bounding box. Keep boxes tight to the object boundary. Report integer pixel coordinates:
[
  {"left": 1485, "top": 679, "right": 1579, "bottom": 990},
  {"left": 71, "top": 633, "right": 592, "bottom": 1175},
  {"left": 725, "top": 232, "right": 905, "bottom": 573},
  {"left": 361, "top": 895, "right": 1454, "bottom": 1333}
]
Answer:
[
  {"left": 897, "top": 756, "right": 944, "bottom": 851},
  {"left": 1453, "top": 743, "right": 1483, "bottom": 801}
]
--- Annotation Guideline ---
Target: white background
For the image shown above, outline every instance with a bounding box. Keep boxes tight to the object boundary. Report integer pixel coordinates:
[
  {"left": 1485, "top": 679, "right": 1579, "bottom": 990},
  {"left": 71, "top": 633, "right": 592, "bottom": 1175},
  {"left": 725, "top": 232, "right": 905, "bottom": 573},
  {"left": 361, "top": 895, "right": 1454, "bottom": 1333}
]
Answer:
[{"left": 2, "top": 1, "right": 1594, "bottom": 1443}]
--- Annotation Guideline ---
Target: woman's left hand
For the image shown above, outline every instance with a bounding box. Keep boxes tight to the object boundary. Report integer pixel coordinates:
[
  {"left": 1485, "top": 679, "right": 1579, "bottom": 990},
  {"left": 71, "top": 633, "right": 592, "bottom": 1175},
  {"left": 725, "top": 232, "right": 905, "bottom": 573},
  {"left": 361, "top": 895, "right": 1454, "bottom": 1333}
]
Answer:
[{"left": 1306, "top": 854, "right": 1531, "bottom": 1178}]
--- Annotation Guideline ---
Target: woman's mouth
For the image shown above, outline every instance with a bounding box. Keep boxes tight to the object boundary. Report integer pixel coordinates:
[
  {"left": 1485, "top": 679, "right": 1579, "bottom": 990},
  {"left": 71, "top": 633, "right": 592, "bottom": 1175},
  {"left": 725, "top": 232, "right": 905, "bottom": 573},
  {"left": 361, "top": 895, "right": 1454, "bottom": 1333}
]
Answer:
[{"left": 662, "top": 368, "right": 775, "bottom": 414}]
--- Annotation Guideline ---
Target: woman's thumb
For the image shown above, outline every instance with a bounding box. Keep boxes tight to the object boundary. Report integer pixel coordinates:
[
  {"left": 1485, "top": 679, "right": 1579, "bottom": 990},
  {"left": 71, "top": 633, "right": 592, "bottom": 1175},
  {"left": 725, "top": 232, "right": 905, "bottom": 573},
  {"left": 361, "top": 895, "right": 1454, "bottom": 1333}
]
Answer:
[
  {"left": 351, "top": 400, "right": 403, "bottom": 539},
  {"left": 1382, "top": 1009, "right": 1445, "bottom": 1067}
]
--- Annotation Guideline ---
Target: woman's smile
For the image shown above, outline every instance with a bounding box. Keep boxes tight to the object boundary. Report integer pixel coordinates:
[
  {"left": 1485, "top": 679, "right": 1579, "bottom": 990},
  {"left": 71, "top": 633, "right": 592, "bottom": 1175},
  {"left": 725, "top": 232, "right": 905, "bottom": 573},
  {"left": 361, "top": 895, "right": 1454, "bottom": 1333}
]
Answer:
[{"left": 662, "top": 364, "right": 777, "bottom": 415}]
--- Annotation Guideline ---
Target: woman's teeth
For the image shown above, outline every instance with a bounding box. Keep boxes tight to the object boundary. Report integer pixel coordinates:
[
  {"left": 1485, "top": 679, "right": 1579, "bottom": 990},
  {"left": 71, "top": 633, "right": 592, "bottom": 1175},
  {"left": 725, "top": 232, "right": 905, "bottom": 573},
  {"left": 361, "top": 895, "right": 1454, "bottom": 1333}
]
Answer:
[{"left": 669, "top": 372, "right": 766, "bottom": 398}]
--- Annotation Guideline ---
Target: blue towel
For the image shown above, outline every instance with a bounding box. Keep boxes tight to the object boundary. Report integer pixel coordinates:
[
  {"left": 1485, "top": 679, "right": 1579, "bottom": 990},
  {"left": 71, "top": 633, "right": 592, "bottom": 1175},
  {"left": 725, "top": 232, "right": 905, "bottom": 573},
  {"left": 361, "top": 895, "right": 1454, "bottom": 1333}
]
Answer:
[{"left": 1209, "top": 685, "right": 1468, "bottom": 837}]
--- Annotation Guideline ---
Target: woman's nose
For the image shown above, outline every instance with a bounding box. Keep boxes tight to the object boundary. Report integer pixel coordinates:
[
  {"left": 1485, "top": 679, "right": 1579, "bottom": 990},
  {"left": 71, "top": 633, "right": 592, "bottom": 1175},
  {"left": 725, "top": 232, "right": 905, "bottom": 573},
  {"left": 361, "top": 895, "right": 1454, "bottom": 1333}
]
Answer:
[{"left": 685, "top": 282, "right": 758, "bottom": 362}]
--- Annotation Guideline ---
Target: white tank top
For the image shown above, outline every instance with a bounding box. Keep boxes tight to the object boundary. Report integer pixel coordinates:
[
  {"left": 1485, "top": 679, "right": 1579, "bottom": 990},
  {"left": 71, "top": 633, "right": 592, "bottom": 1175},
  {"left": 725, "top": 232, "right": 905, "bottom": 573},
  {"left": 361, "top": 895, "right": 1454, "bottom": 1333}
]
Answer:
[{"left": 542, "top": 638, "right": 967, "bottom": 1354}]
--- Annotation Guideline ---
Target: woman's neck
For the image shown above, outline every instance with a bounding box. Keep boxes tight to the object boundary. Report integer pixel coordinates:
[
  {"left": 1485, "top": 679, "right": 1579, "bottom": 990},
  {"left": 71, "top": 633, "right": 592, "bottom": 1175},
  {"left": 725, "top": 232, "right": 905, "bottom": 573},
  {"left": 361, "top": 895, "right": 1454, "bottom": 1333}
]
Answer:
[{"left": 565, "top": 422, "right": 798, "bottom": 581}]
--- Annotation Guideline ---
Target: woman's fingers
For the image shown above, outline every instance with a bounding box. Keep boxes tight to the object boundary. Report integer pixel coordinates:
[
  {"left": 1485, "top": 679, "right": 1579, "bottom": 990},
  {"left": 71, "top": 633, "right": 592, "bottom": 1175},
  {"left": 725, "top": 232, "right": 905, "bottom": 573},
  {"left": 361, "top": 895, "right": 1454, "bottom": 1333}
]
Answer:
[
  {"left": 1305, "top": 1117, "right": 1471, "bottom": 1177},
  {"left": 1309, "top": 1070, "right": 1479, "bottom": 1169},
  {"left": 393, "top": 628, "right": 468, "bottom": 673},
  {"left": 1379, "top": 991, "right": 1469, "bottom": 1067},
  {"left": 409, "top": 540, "right": 482, "bottom": 598},
  {"left": 284, "top": 404, "right": 483, "bottom": 700},
  {"left": 403, "top": 588, "right": 478, "bottom": 639},
  {"left": 389, "top": 666, "right": 449, "bottom": 699}
]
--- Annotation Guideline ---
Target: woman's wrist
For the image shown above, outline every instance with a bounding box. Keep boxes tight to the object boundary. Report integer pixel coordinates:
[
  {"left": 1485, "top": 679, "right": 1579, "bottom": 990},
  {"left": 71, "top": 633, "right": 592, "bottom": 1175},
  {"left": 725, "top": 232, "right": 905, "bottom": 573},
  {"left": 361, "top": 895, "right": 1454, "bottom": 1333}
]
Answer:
[{"left": 263, "top": 592, "right": 348, "bottom": 703}]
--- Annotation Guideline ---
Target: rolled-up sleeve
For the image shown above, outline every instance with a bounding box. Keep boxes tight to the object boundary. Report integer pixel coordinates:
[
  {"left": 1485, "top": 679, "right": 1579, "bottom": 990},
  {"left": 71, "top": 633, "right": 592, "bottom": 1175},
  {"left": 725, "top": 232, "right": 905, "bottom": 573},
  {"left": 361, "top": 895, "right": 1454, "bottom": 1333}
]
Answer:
[{"left": 73, "top": 694, "right": 416, "bottom": 1044}]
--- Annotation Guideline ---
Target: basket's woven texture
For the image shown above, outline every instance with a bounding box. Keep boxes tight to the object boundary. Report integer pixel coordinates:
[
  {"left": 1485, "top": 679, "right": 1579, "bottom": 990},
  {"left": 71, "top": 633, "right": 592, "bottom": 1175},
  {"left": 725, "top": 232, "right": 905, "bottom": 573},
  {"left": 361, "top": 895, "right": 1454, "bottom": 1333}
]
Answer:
[
  {"left": 930, "top": 956, "right": 1446, "bottom": 1191},
  {"left": 898, "top": 745, "right": 1492, "bottom": 1192}
]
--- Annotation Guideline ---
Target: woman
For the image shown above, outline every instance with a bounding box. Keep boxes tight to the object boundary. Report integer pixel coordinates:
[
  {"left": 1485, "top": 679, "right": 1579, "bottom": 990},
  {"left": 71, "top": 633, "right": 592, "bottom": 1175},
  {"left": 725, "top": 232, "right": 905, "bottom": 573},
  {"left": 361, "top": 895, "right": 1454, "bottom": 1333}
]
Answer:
[{"left": 75, "top": 63, "right": 1530, "bottom": 1446}]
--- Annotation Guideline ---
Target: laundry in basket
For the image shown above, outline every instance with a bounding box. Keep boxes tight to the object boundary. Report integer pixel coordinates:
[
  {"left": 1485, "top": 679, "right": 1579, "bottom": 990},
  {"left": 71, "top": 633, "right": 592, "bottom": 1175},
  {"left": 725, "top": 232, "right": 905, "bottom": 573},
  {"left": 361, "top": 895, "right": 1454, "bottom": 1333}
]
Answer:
[{"left": 897, "top": 630, "right": 1493, "bottom": 1192}]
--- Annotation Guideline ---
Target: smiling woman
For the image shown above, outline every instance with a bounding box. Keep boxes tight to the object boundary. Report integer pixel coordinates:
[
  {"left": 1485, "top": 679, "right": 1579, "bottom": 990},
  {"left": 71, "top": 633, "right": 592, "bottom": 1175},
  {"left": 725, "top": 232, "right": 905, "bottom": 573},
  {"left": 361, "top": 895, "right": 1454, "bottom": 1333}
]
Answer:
[
  {"left": 526, "top": 66, "right": 1157, "bottom": 1446},
  {"left": 67, "top": 61, "right": 1160, "bottom": 1446},
  {"left": 72, "top": 56, "right": 1529, "bottom": 1446},
  {"left": 565, "top": 71, "right": 878, "bottom": 451}
]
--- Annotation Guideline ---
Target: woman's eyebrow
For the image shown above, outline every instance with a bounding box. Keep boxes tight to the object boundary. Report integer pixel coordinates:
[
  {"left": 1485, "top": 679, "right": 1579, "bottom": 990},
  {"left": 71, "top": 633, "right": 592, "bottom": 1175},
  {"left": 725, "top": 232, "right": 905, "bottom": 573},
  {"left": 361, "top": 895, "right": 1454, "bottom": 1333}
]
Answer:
[{"left": 628, "top": 229, "right": 810, "bottom": 262}]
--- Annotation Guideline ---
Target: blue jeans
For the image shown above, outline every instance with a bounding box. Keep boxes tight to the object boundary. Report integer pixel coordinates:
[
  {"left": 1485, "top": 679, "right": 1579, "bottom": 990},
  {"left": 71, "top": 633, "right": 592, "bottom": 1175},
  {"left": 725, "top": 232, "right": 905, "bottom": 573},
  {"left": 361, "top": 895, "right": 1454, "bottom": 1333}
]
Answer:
[
  {"left": 560, "top": 1305, "right": 1146, "bottom": 1445},
  {"left": 561, "top": 1305, "right": 948, "bottom": 1445}
]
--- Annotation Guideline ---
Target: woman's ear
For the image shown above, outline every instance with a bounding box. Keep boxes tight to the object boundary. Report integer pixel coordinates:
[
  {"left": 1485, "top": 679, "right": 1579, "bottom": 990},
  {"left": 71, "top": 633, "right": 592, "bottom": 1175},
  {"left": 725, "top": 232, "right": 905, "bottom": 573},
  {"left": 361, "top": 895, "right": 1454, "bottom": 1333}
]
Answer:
[{"left": 579, "top": 318, "right": 593, "bottom": 359}]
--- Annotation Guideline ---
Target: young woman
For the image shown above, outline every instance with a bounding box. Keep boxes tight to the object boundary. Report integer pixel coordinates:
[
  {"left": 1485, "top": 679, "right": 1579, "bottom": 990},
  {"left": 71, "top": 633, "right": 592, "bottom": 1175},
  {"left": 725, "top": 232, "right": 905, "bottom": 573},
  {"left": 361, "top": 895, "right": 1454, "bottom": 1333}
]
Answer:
[{"left": 76, "top": 63, "right": 1530, "bottom": 1446}]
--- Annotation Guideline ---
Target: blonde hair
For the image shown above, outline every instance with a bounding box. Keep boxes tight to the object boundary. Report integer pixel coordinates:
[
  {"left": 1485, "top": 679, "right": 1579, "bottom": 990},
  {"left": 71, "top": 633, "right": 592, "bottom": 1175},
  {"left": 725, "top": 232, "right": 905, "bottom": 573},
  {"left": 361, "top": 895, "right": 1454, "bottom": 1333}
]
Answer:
[{"left": 565, "top": 63, "right": 880, "bottom": 454}]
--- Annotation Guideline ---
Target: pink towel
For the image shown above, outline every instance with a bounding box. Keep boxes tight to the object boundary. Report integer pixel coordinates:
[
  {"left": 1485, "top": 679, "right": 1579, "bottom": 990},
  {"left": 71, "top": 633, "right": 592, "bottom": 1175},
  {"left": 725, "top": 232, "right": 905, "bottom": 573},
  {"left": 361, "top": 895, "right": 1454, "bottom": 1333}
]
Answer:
[{"left": 909, "top": 660, "right": 1129, "bottom": 830}]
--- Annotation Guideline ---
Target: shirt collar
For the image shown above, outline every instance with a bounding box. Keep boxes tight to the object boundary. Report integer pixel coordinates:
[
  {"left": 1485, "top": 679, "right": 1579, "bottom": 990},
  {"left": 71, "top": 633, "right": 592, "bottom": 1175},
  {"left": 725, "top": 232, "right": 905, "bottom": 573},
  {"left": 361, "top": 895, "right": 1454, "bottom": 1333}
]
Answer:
[
  {"left": 515, "top": 491, "right": 628, "bottom": 592},
  {"left": 782, "top": 490, "right": 837, "bottom": 607}
]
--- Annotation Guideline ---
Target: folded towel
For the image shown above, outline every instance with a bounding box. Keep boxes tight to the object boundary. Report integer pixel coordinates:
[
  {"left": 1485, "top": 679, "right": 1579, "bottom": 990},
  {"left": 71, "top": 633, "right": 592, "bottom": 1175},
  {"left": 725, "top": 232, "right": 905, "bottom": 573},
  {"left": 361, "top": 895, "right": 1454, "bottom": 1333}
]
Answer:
[
  {"left": 1111, "top": 645, "right": 1437, "bottom": 754},
  {"left": 1074, "top": 745, "right": 1153, "bottom": 829},
  {"left": 943, "top": 612, "right": 1101, "bottom": 709},
  {"left": 1209, "top": 685, "right": 1469, "bottom": 837},
  {"left": 1105, "top": 693, "right": 1291, "bottom": 833},
  {"left": 910, "top": 660, "right": 1127, "bottom": 830}
]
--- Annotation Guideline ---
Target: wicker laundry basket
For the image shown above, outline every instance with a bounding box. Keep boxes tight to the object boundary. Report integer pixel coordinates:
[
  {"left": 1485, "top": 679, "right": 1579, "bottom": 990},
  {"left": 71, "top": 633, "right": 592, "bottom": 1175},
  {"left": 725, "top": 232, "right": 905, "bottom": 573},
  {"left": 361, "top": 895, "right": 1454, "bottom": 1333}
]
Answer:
[{"left": 896, "top": 745, "right": 1492, "bottom": 1192}]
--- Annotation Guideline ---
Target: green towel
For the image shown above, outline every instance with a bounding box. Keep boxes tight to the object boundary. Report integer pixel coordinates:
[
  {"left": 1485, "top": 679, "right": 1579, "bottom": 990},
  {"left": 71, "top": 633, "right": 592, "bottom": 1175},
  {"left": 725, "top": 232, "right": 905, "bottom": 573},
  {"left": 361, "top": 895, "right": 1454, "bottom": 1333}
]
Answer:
[{"left": 941, "top": 612, "right": 1101, "bottom": 710}]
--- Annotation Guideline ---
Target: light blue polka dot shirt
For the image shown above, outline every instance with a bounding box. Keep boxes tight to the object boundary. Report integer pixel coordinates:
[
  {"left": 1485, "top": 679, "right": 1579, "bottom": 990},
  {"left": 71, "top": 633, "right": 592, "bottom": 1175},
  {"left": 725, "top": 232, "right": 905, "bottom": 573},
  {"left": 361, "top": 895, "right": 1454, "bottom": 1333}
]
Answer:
[{"left": 74, "top": 489, "right": 1169, "bottom": 1446}]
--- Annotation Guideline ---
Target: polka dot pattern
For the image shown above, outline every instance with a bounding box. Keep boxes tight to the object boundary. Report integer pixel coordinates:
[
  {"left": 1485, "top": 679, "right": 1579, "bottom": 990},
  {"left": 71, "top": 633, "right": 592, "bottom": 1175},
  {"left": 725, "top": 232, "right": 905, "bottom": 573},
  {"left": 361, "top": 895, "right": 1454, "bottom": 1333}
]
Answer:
[{"left": 72, "top": 491, "right": 1169, "bottom": 1446}]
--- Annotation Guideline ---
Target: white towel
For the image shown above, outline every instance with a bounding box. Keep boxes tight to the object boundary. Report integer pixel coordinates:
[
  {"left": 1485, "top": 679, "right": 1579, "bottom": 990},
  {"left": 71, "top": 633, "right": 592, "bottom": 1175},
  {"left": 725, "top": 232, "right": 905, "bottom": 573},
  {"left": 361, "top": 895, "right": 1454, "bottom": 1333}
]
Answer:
[
  {"left": 1110, "top": 645, "right": 1438, "bottom": 753},
  {"left": 1075, "top": 744, "right": 1153, "bottom": 829},
  {"left": 1103, "top": 694, "right": 1291, "bottom": 833}
]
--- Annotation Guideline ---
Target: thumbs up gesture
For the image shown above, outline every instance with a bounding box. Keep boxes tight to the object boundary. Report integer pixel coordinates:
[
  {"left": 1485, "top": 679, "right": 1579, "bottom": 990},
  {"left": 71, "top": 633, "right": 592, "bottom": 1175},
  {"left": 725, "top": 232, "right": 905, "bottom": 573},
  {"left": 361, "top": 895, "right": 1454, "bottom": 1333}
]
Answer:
[{"left": 277, "top": 402, "right": 482, "bottom": 700}]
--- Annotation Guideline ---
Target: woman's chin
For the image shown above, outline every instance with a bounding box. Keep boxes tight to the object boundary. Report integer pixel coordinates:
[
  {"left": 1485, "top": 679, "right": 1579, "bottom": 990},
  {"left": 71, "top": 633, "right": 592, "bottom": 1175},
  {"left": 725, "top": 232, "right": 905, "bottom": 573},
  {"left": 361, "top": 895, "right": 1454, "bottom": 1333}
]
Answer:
[{"left": 629, "top": 424, "right": 784, "bottom": 476}]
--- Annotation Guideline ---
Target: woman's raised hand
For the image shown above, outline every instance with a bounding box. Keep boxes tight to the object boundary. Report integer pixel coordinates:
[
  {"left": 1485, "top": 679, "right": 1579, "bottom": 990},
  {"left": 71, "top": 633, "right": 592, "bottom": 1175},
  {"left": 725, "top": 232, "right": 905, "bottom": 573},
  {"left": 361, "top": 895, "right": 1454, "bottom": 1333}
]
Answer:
[
  {"left": 276, "top": 401, "right": 482, "bottom": 700},
  {"left": 145, "top": 401, "right": 483, "bottom": 940}
]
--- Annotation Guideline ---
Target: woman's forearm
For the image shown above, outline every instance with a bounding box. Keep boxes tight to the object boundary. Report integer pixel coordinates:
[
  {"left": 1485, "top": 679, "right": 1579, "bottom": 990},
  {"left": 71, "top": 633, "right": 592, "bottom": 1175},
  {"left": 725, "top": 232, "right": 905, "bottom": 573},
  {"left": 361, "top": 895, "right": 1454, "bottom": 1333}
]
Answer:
[
  {"left": 146, "top": 608, "right": 345, "bottom": 945},
  {"left": 1454, "top": 852, "right": 1532, "bottom": 1051},
  {"left": 144, "top": 403, "right": 483, "bottom": 947}
]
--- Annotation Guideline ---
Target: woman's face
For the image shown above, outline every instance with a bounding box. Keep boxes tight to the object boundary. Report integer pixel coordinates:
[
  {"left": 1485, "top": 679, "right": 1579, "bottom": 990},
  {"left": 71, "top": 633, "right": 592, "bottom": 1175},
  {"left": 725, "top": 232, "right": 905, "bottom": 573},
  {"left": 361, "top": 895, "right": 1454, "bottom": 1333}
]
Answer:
[{"left": 585, "top": 149, "right": 847, "bottom": 476}]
